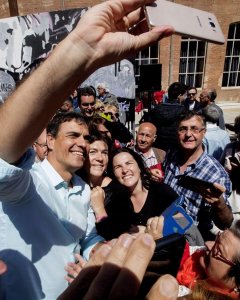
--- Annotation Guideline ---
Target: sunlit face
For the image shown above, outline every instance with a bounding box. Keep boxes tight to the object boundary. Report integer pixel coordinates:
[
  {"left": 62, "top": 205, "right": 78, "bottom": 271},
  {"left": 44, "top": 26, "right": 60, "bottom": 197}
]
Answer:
[
  {"left": 85, "top": 140, "right": 109, "bottom": 177},
  {"left": 199, "top": 229, "right": 240, "bottom": 290},
  {"left": 136, "top": 124, "right": 156, "bottom": 153},
  {"left": 80, "top": 95, "right": 95, "bottom": 117},
  {"left": 178, "top": 116, "right": 206, "bottom": 152},
  {"left": 199, "top": 91, "right": 209, "bottom": 107},
  {"left": 112, "top": 152, "right": 141, "bottom": 190},
  {"left": 47, "top": 120, "right": 90, "bottom": 176}
]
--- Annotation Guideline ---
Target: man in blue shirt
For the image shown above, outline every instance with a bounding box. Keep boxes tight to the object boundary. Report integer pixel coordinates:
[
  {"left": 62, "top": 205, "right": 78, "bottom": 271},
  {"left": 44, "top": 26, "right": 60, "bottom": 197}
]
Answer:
[
  {"left": 0, "top": 0, "right": 174, "bottom": 298},
  {"left": 164, "top": 110, "right": 233, "bottom": 240}
]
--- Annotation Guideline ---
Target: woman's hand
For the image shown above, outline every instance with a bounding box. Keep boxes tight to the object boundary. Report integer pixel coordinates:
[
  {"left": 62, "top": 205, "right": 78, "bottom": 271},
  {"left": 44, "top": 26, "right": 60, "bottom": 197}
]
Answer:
[
  {"left": 145, "top": 216, "right": 164, "bottom": 240},
  {"left": 90, "top": 186, "right": 108, "bottom": 221}
]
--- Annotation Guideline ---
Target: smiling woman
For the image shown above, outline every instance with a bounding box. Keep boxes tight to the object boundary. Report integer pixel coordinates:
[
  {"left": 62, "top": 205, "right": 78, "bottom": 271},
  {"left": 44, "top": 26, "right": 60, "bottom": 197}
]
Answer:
[{"left": 92, "top": 147, "right": 179, "bottom": 241}]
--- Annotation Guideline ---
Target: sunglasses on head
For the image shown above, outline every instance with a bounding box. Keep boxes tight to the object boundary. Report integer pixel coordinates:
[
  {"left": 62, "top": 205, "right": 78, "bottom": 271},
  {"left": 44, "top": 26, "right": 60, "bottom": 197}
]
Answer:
[{"left": 81, "top": 102, "right": 95, "bottom": 107}]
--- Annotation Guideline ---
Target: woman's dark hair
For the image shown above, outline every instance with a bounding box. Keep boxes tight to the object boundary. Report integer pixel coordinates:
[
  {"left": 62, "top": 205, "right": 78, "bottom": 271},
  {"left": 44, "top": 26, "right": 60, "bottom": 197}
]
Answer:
[{"left": 107, "top": 147, "right": 151, "bottom": 190}]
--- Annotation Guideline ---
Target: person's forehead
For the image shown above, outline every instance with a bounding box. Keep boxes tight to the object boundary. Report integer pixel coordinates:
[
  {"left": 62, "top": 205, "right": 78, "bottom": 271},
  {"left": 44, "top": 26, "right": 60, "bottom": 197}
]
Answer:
[
  {"left": 58, "top": 119, "right": 88, "bottom": 133},
  {"left": 189, "top": 89, "right": 197, "bottom": 93},
  {"left": 90, "top": 140, "right": 108, "bottom": 149},
  {"left": 138, "top": 124, "right": 156, "bottom": 134},
  {"left": 80, "top": 95, "right": 95, "bottom": 103},
  {"left": 179, "top": 116, "right": 203, "bottom": 126},
  {"left": 113, "top": 152, "right": 133, "bottom": 163}
]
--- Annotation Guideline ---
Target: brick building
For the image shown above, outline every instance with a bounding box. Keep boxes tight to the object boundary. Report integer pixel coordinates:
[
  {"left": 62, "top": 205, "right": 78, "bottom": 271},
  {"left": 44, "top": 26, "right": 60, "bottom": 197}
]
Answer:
[{"left": 1, "top": 0, "right": 240, "bottom": 102}]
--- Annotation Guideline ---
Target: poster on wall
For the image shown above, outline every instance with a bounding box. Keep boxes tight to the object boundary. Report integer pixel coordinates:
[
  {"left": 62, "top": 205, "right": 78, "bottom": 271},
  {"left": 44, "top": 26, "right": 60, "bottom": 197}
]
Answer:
[{"left": 0, "top": 7, "right": 135, "bottom": 126}]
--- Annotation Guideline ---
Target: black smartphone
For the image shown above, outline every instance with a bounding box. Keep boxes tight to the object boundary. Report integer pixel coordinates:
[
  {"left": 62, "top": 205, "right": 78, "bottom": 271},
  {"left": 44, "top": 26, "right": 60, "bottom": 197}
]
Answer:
[
  {"left": 178, "top": 175, "right": 216, "bottom": 191},
  {"left": 229, "top": 156, "right": 240, "bottom": 166}
]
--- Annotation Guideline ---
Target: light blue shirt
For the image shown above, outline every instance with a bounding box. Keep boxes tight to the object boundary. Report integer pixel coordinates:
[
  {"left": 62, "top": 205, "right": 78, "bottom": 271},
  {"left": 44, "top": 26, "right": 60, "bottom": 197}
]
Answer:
[
  {"left": 0, "top": 149, "right": 104, "bottom": 299},
  {"left": 203, "top": 124, "right": 230, "bottom": 161}
]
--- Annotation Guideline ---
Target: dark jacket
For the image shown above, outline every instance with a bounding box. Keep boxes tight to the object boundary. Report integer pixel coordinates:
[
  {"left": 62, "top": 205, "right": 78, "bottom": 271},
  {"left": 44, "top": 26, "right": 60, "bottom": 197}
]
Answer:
[{"left": 148, "top": 103, "right": 186, "bottom": 151}]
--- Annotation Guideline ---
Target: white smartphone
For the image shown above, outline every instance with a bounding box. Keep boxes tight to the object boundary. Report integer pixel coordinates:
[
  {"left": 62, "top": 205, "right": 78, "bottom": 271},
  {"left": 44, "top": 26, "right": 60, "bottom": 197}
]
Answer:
[{"left": 145, "top": 0, "right": 225, "bottom": 45}]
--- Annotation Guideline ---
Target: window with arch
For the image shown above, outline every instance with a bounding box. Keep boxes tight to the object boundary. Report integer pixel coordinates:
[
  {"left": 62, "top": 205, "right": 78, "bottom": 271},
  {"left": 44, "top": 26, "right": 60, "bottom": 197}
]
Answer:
[
  {"left": 222, "top": 23, "right": 240, "bottom": 87},
  {"left": 179, "top": 37, "right": 207, "bottom": 88}
]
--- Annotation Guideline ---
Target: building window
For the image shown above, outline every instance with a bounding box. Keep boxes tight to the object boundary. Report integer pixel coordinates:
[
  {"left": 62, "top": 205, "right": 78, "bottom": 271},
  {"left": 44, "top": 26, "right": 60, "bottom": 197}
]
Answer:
[
  {"left": 222, "top": 23, "right": 240, "bottom": 87},
  {"left": 135, "top": 44, "right": 159, "bottom": 87},
  {"left": 179, "top": 37, "right": 207, "bottom": 88}
]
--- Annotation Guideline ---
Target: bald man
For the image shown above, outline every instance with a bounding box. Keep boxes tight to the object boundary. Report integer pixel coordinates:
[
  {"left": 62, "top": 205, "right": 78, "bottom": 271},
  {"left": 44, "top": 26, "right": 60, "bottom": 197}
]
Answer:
[{"left": 135, "top": 122, "right": 165, "bottom": 173}]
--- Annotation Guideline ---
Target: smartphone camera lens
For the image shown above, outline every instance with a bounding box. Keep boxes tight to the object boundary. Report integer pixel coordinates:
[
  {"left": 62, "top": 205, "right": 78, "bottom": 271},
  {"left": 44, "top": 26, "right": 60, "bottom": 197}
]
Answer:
[{"left": 209, "top": 21, "right": 216, "bottom": 28}]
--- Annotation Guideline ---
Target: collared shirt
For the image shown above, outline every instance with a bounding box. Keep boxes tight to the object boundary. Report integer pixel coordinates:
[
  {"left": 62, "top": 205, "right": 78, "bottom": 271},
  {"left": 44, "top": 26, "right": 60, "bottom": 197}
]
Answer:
[
  {"left": 134, "top": 147, "right": 158, "bottom": 169},
  {"left": 163, "top": 149, "right": 232, "bottom": 225},
  {"left": 0, "top": 149, "right": 104, "bottom": 299}
]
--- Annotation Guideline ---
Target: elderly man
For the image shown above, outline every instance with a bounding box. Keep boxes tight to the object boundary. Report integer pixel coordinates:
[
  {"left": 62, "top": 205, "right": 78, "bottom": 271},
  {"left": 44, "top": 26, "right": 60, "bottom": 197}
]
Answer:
[
  {"left": 96, "top": 82, "right": 119, "bottom": 108},
  {"left": 135, "top": 122, "right": 165, "bottom": 169},
  {"left": 32, "top": 128, "right": 48, "bottom": 162},
  {"left": 164, "top": 110, "right": 233, "bottom": 240}
]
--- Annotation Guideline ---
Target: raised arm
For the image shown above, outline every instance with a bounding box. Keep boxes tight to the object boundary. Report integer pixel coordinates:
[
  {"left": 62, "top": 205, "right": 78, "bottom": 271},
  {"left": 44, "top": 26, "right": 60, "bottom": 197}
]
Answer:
[{"left": 0, "top": 0, "right": 173, "bottom": 163}]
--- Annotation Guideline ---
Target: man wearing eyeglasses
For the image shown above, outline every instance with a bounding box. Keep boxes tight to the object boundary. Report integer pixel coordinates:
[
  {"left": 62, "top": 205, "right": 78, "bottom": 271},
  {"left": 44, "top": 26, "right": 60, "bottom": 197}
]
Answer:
[
  {"left": 32, "top": 128, "right": 48, "bottom": 162},
  {"left": 163, "top": 110, "right": 233, "bottom": 241},
  {"left": 183, "top": 87, "right": 201, "bottom": 111}
]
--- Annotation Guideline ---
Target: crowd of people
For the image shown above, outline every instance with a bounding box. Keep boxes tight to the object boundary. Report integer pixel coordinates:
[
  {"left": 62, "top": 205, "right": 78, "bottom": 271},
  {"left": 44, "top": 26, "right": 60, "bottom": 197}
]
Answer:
[{"left": 0, "top": 0, "right": 240, "bottom": 299}]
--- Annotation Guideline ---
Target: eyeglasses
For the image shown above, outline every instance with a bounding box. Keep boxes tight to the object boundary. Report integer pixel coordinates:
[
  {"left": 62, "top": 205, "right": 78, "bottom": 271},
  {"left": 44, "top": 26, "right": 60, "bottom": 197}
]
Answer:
[
  {"left": 106, "top": 112, "right": 119, "bottom": 118},
  {"left": 81, "top": 102, "right": 95, "bottom": 107},
  {"left": 211, "top": 232, "right": 235, "bottom": 267},
  {"left": 188, "top": 93, "right": 196, "bottom": 96},
  {"left": 35, "top": 142, "right": 48, "bottom": 149},
  {"left": 178, "top": 126, "right": 205, "bottom": 134}
]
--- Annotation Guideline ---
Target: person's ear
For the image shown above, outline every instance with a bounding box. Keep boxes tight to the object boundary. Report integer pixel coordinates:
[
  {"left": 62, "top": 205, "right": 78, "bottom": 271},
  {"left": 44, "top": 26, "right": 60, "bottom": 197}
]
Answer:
[
  {"left": 153, "top": 135, "right": 157, "bottom": 142},
  {"left": 47, "top": 134, "right": 55, "bottom": 150}
]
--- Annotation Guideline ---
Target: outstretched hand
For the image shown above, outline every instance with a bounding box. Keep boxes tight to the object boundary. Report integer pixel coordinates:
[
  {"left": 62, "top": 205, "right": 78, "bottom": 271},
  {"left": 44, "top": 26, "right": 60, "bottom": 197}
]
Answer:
[
  {"left": 68, "top": 0, "right": 174, "bottom": 72},
  {"left": 58, "top": 233, "right": 179, "bottom": 300}
]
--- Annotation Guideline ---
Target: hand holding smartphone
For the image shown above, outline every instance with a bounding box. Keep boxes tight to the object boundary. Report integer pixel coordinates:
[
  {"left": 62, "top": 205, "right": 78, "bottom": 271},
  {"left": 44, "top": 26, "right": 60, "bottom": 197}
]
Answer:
[{"left": 145, "top": 0, "right": 225, "bottom": 45}]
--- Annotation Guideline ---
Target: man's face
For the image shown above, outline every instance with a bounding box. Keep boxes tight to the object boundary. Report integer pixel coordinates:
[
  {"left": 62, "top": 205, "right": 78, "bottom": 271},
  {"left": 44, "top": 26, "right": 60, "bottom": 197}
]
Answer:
[
  {"left": 80, "top": 95, "right": 95, "bottom": 117},
  {"left": 97, "top": 87, "right": 105, "bottom": 97},
  {"left": 188, "top": 89, "right": 197, "bottom": 102},
  {"left": 200, "top": 229, "right": 240, "bottom": 290},
  {"left": 178, "top": 116, "right": 206, "bottom": 152},
  {"left": 136, "top": 124, "right": 156, "bottom": 153},
  {"left": 33, "top": 129, "right": 48, "bottom": 161},
  {"left": 199, "top": 91, "right": 209, "bottom": 107},
  {"left": 47, "top": 120, "right": 90, "bottom": 176}
]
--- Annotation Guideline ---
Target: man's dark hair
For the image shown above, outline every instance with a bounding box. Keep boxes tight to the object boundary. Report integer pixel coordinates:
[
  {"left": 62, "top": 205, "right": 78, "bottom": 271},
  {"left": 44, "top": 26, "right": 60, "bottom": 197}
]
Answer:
[
  {"left": 77, "top": 86, "right": 96, "bottom": 105},
  {"left": 178, "top": 110, "right": 206, "bottom": 127},
  {"left": 47, "top": 111, "right": 86, "bottom": 137},
  {"left": 187, "top": 86, "right": 197, "bottom": 94},
  {"left": 168, "top": 82, "right": 186, "bottom": 102}
]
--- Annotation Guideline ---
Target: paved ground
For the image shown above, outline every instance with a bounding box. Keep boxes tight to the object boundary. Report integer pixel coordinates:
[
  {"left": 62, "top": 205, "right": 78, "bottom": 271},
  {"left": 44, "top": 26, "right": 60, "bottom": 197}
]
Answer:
[{"left": 218, "top": 102, "right": 240, "bottom": 124}]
